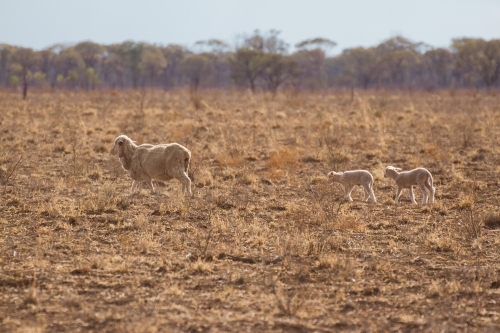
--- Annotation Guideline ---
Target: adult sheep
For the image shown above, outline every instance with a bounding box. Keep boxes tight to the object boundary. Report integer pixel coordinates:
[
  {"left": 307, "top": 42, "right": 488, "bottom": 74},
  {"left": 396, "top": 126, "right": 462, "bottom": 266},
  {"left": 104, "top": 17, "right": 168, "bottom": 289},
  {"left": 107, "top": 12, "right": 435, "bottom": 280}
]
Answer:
[{"left": 110, "top": 135, "right": 192, "bottom": 195}]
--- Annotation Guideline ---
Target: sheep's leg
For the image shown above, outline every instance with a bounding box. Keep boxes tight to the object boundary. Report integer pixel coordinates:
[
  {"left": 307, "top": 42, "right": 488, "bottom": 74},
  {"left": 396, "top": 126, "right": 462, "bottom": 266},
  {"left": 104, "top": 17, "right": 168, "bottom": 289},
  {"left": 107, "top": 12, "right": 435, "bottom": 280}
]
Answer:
[
  {"left": 180, "top": 173, "right": 192, "bottom": 196},
  {"left": 173, "top": 169, "right": 192, "bottom": 196},
  {"left": 142, "top": 176, "right": 155, "bottom": 194},
  {"left": 363, "top": 187, "right": 370, "bottom": 201},
  {"left": 409, "top": 186, "right": 417, "bottom": 204},
  {"left": 420, "top": 185, "right": 428, "bottom": 205},
  {"left": 362, "top": 185, "right": 373, "bottom": 202},
  {"left": 345, "top": 185, "right": 354, "bottom": 202},
  {"left": 394, "top": 187, "right": 403, "bottom": 203},
  {"left": 368, "top": 184, "right": 377, "bottom": 203},
  {"left": 429, "top": 186, "right": 435, "bottom": 204},
  {"left": 184, "top": 172, "right": 192, "bottom": 196},
  {"left": 425, "top": 179, "right": 435, "bottom": 204},
  {"left": 130, "top": 180, "right": 139, "bottom": 193}
]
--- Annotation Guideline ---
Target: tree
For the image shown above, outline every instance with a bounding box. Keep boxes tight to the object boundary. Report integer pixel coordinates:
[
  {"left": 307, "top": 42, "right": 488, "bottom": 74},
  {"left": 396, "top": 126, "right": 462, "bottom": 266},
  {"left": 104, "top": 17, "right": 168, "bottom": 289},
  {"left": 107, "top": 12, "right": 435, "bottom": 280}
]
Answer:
[
  {"left": 12, "top": 47, "right": 38, "bottom": 99},
  {"left": 295, "top": 37, "right": 337, "bottom": 51},
  {"left": 116, "top": 41, "right": 147, "bottom": 88},
  {"left": 292, "top": 48, "right": 327, "bottom": 90},
  {"left": 74, "top": 41, "right": 104, "bottom": 69},
  {"left": 262, "top": 54, "right": 298, "bottom": 95},
  {"left": 0, "top": 44, "right": 16, "bottom": 87},
  {"left": 423, "top": 48, "right": 454, "bottom": 88},
  {"left": 376, "top": 36, "right": 424, "bottom": 88},
  {"left": 139, "top": 47, "right": 168, "bottom": 87},
  {"left": 38, "top": 48, "right": 57, "bottom": 88},
  {"left": 336, "top": 47, "right": 379, "bottom": 89},
  {"left": 102, "top": 52, "right": 124, "bottom": 88},
  {"left": 180, "top": 54, "right": 211, "bottom": 93},
  {"left": 292, "top": 37, "right": 336, "bottom": 90},
  {"left": 56, "top": 49, "right": 84, "bottom": 88},
  {"left": 194, "top": 40, "right": 231, "bottom": 87},
  {"left": 160, "top": 44, "right": 190, "bottom": 89},
  {"left": 229, "top": 47, "right": 267, "bottom": 92},
  {"left": 230, "top": 30, "right": 290, "bottom": 92}
]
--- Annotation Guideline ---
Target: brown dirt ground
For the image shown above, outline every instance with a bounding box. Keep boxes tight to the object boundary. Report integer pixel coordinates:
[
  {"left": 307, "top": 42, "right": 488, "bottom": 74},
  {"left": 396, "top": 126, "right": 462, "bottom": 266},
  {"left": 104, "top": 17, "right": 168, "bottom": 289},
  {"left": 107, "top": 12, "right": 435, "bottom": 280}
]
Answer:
[{"left": 1, "top": 89, "right": 500, "bottom": 332}]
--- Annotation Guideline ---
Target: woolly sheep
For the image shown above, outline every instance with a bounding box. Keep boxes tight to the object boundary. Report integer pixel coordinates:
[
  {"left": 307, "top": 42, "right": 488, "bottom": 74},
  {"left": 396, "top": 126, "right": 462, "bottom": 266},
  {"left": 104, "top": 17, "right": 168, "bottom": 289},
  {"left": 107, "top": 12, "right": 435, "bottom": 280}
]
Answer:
[
  {"left": 384, "top": 166, "right": 435, "bottom": 204},
  {"left": 110, "top": 135, "right": 192, "bottom": 195},
  {"left": 328, "top": 170, "right": 377, "bottom": 203}
]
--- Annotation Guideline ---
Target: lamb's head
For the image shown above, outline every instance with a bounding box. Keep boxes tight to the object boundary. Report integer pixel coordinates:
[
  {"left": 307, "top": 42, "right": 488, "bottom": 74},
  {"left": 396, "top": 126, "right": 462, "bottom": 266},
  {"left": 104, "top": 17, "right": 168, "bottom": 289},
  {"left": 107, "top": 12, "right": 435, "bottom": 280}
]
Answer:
[
  {"left": 384, "top": 166, "right": 401, "bottom": 179},
  {"left": 328, "top": 171, "right": 343, "bottom": 182},
  {"left": 110, "top": 135, "right": 135, "bottom": 157}
]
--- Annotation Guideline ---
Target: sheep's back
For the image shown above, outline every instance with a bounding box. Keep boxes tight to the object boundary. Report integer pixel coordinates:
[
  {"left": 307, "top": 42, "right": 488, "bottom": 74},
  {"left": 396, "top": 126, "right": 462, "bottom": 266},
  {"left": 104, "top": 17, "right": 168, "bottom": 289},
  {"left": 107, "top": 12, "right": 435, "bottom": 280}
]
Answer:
[
  {"left": 344, "top": 170, "right": 373, "bottom": 185},
  {"left": 135, "top": 144, "right": 190, "bottom": 180}
]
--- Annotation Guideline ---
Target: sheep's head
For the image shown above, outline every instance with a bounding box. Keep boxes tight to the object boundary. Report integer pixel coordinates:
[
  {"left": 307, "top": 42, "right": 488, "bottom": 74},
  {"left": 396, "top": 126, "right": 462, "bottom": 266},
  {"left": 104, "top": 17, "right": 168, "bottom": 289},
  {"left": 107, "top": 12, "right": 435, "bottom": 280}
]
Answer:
[
  {"left": 328, "top": 171, "right": 343, "bottom": 181},
  {"left": 110, "top": 135, "right": 132, "bottom": 157},
  {"left": 384, "top": 166, "right": 401, "bottom": 178}
]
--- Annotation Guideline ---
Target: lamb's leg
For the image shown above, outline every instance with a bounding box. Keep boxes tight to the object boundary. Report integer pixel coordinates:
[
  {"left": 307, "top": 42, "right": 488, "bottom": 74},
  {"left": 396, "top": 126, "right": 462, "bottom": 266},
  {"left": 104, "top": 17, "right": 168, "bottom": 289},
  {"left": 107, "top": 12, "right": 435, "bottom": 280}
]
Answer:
[
  {"left": 130, "top": 180, "right": 139, "bottom": 193},
  {"left": 420, "top": 184, "right": 428, "bottom": 205},
  {"left": 362, "top": 185, "right": 372, "bottom": 202},
  {"left": 426, "top": 178, "right": 435, "bottom": 204},
  {"left": 345, "top": 185, "right": 354, "bottom": 202},
  {"left": 368, "top": 184, "right": 377, "bottom": 203},
  {"left": 395, "top": 187, "right": 403, "bottom": 203},
  {"left": 181, "top": 172, "right": 192, "bottom": 196},
  {"left": 430, "top": 186, "right": 435, "bottom": 204},
  {"left": 409, "top": 186, "right": 417, "bottom": 204},
  {"left": 363, "top": 187, "right": 370, "bottom": 201}
]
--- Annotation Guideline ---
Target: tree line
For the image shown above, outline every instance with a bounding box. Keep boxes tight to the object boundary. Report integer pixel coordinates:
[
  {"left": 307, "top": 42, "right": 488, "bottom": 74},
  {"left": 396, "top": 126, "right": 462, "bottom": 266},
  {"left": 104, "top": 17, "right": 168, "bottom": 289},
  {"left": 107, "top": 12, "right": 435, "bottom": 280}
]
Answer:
[{"left": 1, "top": 30, "right": 500, "bottom": 99}]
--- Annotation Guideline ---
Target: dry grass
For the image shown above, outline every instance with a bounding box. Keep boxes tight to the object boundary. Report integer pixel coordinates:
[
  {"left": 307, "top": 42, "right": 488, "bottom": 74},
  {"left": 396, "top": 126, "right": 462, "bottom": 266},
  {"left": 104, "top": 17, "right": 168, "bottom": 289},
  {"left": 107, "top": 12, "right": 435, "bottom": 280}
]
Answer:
[{"left": 1, "top": 89, "right": 500, "bottom": 332}]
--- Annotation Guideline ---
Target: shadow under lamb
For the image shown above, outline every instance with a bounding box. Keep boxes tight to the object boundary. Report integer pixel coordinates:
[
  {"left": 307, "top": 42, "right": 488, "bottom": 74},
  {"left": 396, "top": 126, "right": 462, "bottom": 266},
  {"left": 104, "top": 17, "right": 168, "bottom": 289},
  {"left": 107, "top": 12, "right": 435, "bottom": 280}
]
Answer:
[{"left": 110, "top": 135, "right": 192, "bottom": 195}]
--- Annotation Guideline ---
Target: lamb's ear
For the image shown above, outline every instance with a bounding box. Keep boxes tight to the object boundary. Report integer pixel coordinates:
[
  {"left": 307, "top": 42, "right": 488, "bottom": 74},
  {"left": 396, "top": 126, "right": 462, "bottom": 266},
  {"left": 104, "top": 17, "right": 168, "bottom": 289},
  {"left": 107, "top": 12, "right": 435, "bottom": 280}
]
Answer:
[{"left": 395, "top": 168, "right": 403, "bottom": 171}]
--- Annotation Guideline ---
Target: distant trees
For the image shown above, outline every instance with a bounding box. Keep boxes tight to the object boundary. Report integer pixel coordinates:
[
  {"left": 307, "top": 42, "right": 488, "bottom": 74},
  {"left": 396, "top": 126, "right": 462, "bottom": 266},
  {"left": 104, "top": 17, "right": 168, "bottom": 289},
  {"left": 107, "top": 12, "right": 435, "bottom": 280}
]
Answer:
[
  {"left": 1, "top": 33, "right": 499, "bottom": 98},
  {"left": 453, "top": 38, "right": 500, "bottom": 87}
]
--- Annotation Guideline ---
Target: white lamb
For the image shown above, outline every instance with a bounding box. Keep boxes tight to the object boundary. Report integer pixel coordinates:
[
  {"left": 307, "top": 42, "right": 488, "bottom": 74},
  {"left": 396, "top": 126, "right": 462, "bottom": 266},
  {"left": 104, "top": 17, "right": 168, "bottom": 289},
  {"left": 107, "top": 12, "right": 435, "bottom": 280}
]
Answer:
[
  {"left": 110, "top": 135, "right": 192, "bottom": 195},
  {"left": 383, "top": 166, "right": 435, "bottom": 204},
  {"left": 328, "top": 170, "right": 377, "bottom": 203}
]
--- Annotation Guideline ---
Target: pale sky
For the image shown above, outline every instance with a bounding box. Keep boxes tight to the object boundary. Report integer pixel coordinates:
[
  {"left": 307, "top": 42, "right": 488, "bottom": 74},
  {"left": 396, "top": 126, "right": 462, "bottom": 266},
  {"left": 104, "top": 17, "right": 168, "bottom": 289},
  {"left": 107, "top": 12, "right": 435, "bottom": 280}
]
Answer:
[{"left": 1, "top": 0, "right": 499, "bottom": 54}]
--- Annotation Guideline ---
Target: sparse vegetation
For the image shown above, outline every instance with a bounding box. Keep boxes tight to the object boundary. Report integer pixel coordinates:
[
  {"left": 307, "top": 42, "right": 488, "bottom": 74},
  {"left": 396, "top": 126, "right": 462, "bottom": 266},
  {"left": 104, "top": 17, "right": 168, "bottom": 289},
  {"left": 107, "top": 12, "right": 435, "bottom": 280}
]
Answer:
[{"left": 1, "top": 89, "right": 500, "bottom": 332}]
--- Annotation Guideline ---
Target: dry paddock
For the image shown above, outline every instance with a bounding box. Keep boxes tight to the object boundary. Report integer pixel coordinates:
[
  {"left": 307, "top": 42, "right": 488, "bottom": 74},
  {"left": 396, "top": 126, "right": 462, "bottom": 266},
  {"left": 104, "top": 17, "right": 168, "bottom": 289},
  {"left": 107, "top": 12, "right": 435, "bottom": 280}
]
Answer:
[{"left": 1, "top": 89, "right": 500, "bottom": 332}]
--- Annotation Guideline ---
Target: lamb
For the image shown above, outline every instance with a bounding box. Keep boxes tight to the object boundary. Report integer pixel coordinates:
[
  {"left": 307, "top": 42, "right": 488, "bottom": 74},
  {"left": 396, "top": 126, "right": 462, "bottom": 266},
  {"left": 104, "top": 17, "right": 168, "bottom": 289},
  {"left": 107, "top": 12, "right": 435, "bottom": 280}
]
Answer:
[
  {"left": 328, "top": 170, "right": 377, "bottom": 203},
  {"left": 383, "top": 166, "right": 435, "bottom": 204},
  {"left": 110, "top": 135, "right": 192, "bottom": 195}
]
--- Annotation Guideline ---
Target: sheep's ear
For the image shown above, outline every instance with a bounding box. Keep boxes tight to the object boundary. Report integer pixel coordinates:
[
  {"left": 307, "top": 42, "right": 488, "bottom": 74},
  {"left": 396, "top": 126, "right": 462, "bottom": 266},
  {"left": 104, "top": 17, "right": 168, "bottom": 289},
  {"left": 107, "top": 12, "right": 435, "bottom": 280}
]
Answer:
[{"left": 395, "top": 168, "right": 402, "bottom": 171}]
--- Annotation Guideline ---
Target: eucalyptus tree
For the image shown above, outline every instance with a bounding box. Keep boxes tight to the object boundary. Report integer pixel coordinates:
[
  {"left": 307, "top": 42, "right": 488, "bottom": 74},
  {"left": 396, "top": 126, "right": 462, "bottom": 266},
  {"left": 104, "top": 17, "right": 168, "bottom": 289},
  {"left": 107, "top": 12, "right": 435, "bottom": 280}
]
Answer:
[
  {"left": 56, "top": 48, "right": 85, "bottom": 87},
  {"left": 293, "top": 37, "right": 337, "bottom": 90},
  {"left": 12, "top": 47, "right": 38, "bottom": 99},
  {"left": 422, "top": 48, "right": 454, "bottom": 88},
  {"left": 139, "top": 47, "right": 168, "bottom": 87},
  {"left": 180, "top": 54, "right": 212, "bottom": 93},
  {"left": 116, "top": 41, "right": 148, "bottom": 88},
  {"left": 160, "top": 44, "right": 190, "bottom": 89},
  {"left": 0, "top": 44, "right": 16, "bottom": 87}
]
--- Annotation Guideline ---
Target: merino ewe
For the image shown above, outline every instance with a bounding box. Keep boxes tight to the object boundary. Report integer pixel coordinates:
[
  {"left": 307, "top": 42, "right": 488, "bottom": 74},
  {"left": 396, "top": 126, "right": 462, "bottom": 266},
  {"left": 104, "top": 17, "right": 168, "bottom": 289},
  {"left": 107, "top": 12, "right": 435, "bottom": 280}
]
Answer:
[
  {"left": 110, "top": 135, "right": 192, "bottom": 195},
  {"left": 384, "top": 166, "right": 435, "bottom": 204},
  {"left": 328, "top": 170, "right": 377, "bottom": 203}
]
